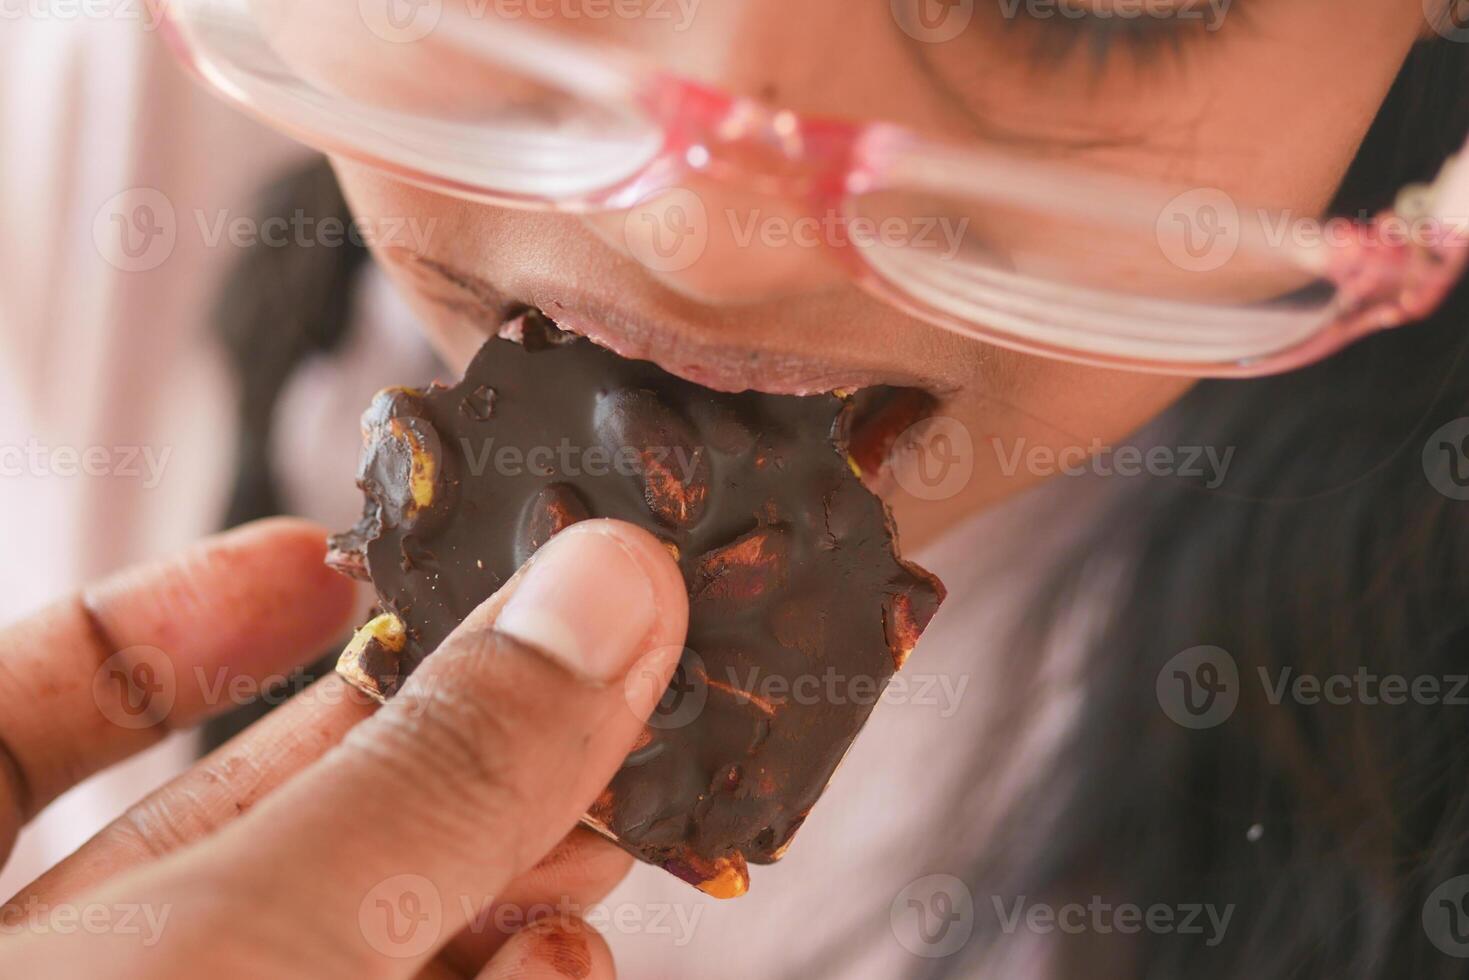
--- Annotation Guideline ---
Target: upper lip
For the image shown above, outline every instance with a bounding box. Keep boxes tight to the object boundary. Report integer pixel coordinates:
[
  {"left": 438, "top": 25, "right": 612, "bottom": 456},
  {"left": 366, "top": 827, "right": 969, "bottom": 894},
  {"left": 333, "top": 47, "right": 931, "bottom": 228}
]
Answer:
[
  {"left": 534, "top": 296, "right": 921, "bottom": 396},
  {"left": 405, "top": 254, "right": 941, "bottom": 396}
]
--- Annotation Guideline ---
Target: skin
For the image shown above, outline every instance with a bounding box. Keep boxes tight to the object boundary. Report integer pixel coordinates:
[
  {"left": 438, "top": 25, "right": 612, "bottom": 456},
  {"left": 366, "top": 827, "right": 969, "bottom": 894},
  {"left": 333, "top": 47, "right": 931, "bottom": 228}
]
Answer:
[
  {"left": 0, "top": 519, "right": 688, "bottom": 978},
  {"left": 2, "top": 1, "right": 1442, "bottom": 976},
  {"left": 329, "top": 0, "right": 1427, "bottom": 541}
]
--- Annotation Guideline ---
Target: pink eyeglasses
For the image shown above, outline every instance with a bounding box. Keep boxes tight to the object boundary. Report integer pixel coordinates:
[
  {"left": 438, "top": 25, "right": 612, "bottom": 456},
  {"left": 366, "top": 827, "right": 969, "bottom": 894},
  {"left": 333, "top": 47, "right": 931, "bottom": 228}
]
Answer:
[{"left": 159, "top": 1, "right": 1469, "bottom": 378}]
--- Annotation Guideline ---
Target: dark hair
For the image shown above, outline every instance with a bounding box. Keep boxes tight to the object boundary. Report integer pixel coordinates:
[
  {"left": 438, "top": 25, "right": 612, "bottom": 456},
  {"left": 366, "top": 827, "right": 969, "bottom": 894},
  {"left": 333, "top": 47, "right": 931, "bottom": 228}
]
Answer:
[
  {"left": 930, "top": 32, "right": 1469, "bottom": 979},
  {"left": 205, "top": 159, "right": 371, "bottom": 746}
]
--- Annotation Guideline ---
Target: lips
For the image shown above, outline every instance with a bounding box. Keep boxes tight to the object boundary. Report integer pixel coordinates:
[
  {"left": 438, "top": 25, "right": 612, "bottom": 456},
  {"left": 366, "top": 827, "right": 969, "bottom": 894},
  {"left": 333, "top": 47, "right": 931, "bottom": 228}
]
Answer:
[
  {"left": 400, "top": 253, "right": 942, "bottom": 397},
  {"left": 532, "top": 299, "right": 913, "bottom": 396}
]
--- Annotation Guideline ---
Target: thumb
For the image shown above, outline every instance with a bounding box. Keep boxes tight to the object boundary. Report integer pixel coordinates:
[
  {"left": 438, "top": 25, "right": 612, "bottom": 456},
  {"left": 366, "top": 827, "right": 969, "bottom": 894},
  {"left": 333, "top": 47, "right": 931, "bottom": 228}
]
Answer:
[{"left": 21, "top": 520, "right": 688, "bottom": 980}]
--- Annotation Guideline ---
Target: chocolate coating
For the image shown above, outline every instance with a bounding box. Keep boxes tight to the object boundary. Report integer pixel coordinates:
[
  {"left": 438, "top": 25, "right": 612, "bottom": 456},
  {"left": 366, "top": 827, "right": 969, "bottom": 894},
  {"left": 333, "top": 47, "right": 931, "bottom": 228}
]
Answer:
[{"left": 329, "top": 314, "right": 945, "bottom": 895}]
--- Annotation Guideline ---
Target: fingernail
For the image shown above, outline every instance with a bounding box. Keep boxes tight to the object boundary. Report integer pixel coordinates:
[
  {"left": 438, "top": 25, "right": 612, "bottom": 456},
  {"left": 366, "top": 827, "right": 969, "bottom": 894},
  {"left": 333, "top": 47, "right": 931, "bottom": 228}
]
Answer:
[{"left": 494, "top": 524, "right": 659, "bottom": 682}]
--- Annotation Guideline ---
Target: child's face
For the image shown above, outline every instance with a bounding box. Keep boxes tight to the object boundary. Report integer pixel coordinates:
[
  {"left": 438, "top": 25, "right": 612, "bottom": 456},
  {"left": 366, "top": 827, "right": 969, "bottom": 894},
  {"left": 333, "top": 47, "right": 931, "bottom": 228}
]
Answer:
[{"left": 332, "top": 0, "right": 1429, "bottom": 538}]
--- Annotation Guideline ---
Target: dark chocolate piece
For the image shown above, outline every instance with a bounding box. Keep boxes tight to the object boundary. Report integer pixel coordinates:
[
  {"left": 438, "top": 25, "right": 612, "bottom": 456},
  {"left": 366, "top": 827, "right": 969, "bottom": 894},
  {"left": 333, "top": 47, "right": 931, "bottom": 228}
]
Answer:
[{"left": 329, "top": 312, "right": 945, "bottom": 897}]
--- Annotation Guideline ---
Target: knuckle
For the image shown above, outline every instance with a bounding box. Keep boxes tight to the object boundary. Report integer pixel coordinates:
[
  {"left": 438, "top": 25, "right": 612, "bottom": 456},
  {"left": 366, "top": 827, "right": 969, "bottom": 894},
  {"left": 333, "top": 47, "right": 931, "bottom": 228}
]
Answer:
[{"left": 342, "top": 633, "right": 547, "bottom": 866}]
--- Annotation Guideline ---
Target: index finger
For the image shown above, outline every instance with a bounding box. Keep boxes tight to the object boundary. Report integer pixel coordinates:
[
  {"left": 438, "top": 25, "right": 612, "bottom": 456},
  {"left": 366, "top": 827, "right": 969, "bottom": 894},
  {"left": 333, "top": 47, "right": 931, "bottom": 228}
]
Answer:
[
  {"left": 0, "top": 518, "right": 358, "bottom": 857},
  {"left": 49, "top": 520, "right": 688, "bottom": 979}
]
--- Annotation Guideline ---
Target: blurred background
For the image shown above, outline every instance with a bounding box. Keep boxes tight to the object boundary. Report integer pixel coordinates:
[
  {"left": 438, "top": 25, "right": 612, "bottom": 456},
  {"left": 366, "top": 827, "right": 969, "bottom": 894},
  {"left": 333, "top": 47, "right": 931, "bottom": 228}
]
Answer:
[{"left": 0, "top": 12, "right": 443, "bottom": 898}]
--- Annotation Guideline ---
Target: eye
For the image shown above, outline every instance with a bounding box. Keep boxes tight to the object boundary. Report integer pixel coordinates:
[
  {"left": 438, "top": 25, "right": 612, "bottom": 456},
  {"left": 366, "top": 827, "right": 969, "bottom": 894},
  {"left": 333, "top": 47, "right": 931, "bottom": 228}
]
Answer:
[{"left": 1002, "top": 0, "right": 1247, "bottom": 70}]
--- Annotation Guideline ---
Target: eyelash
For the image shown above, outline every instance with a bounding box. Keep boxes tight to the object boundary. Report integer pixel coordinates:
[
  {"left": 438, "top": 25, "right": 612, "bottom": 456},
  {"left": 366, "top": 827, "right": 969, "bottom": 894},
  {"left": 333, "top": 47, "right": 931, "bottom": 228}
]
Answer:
[{"left": 1006, "top": 3, "right": 1244, "bottom": 71}]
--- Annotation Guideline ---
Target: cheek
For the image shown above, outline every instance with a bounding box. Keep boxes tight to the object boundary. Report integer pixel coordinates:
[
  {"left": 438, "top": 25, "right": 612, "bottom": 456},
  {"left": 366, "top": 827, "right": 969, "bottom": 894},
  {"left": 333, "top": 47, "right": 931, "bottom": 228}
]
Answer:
[{"left": 885, "top": 361, "right": 1195, "bottom": 544}]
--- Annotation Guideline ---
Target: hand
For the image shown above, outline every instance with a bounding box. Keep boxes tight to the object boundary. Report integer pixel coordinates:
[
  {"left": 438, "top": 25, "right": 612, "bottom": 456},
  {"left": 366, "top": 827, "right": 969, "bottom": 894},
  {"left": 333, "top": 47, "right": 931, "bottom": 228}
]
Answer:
[{"left": 0, "top": 517, "right": 689, "bottom": 978}]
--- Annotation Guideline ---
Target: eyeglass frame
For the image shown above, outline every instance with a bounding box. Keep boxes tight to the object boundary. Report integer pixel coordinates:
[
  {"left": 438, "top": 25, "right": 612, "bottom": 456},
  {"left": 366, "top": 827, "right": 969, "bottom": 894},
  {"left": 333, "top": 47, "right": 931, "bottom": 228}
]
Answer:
[{"left": 158, "top": 3, "right": 1469, "bottom": 378}]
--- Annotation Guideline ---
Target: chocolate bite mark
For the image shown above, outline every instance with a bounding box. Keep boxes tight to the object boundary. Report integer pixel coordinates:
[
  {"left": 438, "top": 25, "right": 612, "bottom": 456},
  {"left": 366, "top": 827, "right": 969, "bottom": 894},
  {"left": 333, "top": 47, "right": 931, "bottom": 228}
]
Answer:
[{"left": 329, "top": 316, "right": 945, "bottom": 896}]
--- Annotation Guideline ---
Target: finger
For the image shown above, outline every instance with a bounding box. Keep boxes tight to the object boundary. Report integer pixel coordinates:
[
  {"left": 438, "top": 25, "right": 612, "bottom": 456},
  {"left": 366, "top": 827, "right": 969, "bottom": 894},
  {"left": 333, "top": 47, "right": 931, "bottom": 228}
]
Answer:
[
  {"left": 439, "top": 830, "right": 632, "bottom": 975},
  {"left": 54, "top": 520, "right": 687, "bottom": 979},
  {"left": 10, "top": 673, "right": 376, "bottom": 905},
  {"left": 0, "top": 518, "right": 357, "bottom": 853},
  {"left": 475, "top": 918, "right": 616, "bottom": 980}
]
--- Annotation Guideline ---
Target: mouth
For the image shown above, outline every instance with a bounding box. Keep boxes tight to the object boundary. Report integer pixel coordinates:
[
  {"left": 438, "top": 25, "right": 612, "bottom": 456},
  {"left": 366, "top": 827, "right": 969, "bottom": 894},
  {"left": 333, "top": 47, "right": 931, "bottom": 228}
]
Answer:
[
  {"left": 533, "top": 297, "right": 917, "bottom": 397},
  {"left": 402, "top": 254, "right": 944, "bottom": 398}
]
